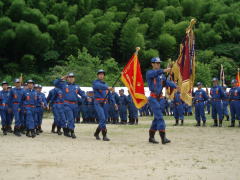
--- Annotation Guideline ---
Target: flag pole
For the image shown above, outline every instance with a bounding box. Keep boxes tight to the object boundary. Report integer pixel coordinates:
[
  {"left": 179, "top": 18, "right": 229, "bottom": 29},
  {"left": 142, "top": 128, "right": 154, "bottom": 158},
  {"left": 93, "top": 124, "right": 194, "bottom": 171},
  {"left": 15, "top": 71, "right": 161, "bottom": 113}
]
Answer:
[
  {"left": 111, "top": 47, "right": 141, "bottom": 88},
  {"left": 104, "top": 47, "right": 141, "bottom": 101}
]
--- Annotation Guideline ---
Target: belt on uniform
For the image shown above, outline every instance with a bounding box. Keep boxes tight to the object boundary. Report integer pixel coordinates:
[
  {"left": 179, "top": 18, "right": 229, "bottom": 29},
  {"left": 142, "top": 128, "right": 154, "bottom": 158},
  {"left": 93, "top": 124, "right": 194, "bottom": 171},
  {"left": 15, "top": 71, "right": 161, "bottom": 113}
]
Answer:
[
  {"left": 13, "top": 102, "right": 20, "bottom": 104},
  {"left": 54, "top": 102, "right": 64, "bottom": 104},
  {"left": 231, "top": 100, "right": 240, "bottom": 101},
  {"left": 95, "top": 98, "right": 108, "bottom": 104},
  {"left": 0, "top": 104, "right": 8, "bottom": 106},
  {"left": 150, "top": 93, "right": 163, "bottom": 99},
  {"left": 212, "top": 99, "right": 221, "bottom": 101},
  {"left": 64, "top": 100, "right": 77, "bottom": 104},
  {"left": 23, "top": 105, "right": 35, "bottom": 108},
  {"left": 195, "top": 100, "right": 203, "bottom": 103},
  {"left": 175, "top": 102, "right": 182, "bottom": 105}
]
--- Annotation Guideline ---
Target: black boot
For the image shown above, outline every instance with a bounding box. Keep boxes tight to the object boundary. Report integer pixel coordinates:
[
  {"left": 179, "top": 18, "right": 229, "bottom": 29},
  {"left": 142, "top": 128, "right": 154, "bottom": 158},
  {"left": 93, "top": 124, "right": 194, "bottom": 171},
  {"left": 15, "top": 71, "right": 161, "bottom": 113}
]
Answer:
[
  {"left": 21, "top": 126, "right": 26, "bottom": 134},
  {"left": 174, "top": 119, "right": 179, "bottom": 126},
  {"left": 149, "top": 130, "right": 159, "bottom": 144},
  {"left": 70, "top": 129, "right": 76, "bottom": 139},
  {"left": 7, "top": 126, "right": 13, "bottom": 133},
  {"left": 51, "top": 123, "right": 56, "bottom": 133},
  {"left": 35, "top": 128, "right": 40, "bottom": 135},
  {"left": 238, "top": 121, "right": 240, "bottom": 128},
  {"left": 219, "top": 119, "right": 223, "bottom": 127},
  {"left": 64, "top": 128, "right": 71, "bottom": 137},
  {"left": 159, "top": 131, "right": 171, "bottom": 144},
  {"left": 136, "top": 118, "right": 138, "bottom": 125},
  {"left": 76, "top": 118, "right": 80, "bottom": 124},
  {"left": 225, "top": 115, "right": 229, "bottom": 121},
  {"left": 180, "top": 119, "right": 184, "bottom": 126},
  {"left": 14, "top": 127, "right": 21, "bottom": 137},
  {"left": 31, "top": 129, "right": 36, "bottom": 138},
  {"left": 212, "top": 119, "right": 218, "bottom": 127},
  {"left": 228, "top": 120, "right": 235, "bottom": 127},
  {"left": 202, "top": 121, "right": 206, "bottom": 127},
  {"left": 26, "top": 130, "right": 31, "bottom": 137},
  {"left": 38, "top": 126, "right": 43, "bottom": 133},
  {"left": 195, "top": 121, "right": 201, "bottom": 126},
  {"left": 57, "top": 126, "right": 62, "bottom": 135},
  {"left": 102, "top": 129, "right": 110, "bottom": 141},
  {"left": 2, "top": 127, "right": 7, "bottom": 135},
  {"left": 94, "top": 127, "right": 101, "bottom": 140}
]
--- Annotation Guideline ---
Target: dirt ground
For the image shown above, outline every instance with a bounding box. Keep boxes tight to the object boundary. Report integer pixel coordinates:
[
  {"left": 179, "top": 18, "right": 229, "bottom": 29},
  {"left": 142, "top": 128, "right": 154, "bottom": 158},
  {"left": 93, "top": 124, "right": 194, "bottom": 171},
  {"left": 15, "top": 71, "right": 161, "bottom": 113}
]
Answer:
[{"left": 0, "top": 115, "right": 240, "bottom": 180}]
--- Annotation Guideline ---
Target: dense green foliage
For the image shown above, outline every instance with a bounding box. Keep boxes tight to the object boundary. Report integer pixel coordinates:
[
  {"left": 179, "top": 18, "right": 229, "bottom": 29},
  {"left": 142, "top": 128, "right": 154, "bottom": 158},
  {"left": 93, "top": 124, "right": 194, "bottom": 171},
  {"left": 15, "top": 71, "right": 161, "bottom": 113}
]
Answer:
[{"left": 0, "top": 0, "right": 239, "bottom": 86}]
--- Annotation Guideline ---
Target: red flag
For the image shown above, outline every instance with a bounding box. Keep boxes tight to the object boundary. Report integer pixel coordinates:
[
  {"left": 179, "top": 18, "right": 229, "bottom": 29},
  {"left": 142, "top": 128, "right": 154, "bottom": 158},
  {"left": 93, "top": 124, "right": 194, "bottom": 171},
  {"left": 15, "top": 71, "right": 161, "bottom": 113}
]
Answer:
[
  {"left": 171, "top": 19, "right": 196, "bottom": 105},
  {"left": 121, "top": 50, "right": 147, "bottom": 109},
  {"left": 236, "top": 68, "right": 240, "bottom": 87}
]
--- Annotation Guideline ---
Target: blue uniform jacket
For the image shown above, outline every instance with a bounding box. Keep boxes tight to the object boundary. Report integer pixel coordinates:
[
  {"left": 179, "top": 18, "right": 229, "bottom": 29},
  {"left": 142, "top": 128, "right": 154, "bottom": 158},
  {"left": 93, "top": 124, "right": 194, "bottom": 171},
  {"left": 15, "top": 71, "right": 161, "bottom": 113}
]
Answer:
[
  {"left": 92, "top": 79, "right": 115, "bottom": 104},
  {"left": 146, "top": 69, "right": 176, "bottom": 95},
  {"left": 229, "top": 87, "right": 240, "bottom": 100},
  {"left": 8, "top": 87, "right": 25, "bottom": 108},
  {"left": 118, "top": 95, "right": 128, "bottom": 106},
  {"left": 55, "top": 79, "right": 86, "bottom": 102},
  {"left": 0, "top": 90, "right": 10, "bottom": 109},
  {"left": 193, "top": 89, "right": 208, "bottom": 103},
  {"left": 173, "top": 92, "right": 184, "bottom": 104},
  {"left": 210, "top": 85, "right": 225, "bottom": 100},
  {"left": 21, "top": 89, "right": 42, "bottom": 107}
]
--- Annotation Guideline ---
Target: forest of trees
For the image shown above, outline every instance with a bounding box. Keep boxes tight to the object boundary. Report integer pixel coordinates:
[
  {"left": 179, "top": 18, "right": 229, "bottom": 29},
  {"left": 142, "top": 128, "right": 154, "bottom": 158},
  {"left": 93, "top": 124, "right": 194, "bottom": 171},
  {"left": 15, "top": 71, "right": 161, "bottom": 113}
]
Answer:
[{"left": 0, "top": 0, "right": 239, "bottom": 86}]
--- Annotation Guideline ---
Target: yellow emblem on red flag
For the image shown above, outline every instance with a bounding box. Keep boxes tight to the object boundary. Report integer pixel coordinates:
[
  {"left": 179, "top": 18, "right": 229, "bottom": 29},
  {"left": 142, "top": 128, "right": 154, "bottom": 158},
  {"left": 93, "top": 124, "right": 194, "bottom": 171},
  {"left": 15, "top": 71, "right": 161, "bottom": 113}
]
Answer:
[
  {"left": 236, "top": 68, "right": 240, "bottom": 87},
  {"left": 121, "top": 50, "right": 147, "bottom": 109}
]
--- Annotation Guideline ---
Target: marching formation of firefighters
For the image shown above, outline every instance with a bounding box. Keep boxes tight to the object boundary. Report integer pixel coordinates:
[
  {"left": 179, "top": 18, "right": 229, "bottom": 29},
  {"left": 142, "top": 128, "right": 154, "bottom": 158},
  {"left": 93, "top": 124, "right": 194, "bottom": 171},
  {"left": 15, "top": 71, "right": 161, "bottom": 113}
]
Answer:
[{"left": 0, "top": 57, "right": 239, "bottom": 145}]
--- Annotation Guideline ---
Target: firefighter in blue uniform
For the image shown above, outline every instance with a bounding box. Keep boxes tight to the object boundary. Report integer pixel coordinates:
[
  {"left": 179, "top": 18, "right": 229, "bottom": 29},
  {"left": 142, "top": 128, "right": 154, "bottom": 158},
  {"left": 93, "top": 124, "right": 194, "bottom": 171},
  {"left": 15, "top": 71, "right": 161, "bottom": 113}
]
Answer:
[
  {"left": 93, "top": 69, "right": 116, "bottom": 141},
  {"left": 222, "top": 86, "right": 230, "bottom": 121},
  {"left": 0, "top": 81, "right": 11, "bottom": 135},
  {"left": 87, "top": 91, "right": 96, "bottom": 123},
  {"left": 193, "top": 82, "right": 208, "bottom": 126},
  {"left": 21, "top": 80, "right": 43, "bottom": 138},
  {"left": 210, "top": 78, "right": 225, "bottom": 127},
  {"left": 46, "top": 87, "right": 57, "bottom": 133},
  {"left": 127, "top": 93, "right": 138, "bottom": 124},
  {"left": 228, "top": 79, "right": 240, "bottom": 127},
  {"left": 48, "top": 80, "right": 66, "bottom": 135},
  {"left": 55, "top": 72, "right": 86, "bottom": 138},
  {"left": 146, "top": 57, "right": 176, "bottom": 144},
  {"left": 109, "top": 88, "right": 119, "bottom": 124},
  {"left": 118, "top": 89, "right": 128, "bottom": 124},
  {"left": 35, "top": 85, "right": 47, "bottom": 134},
  {"left": 8, "top": 78, "right": 25, "bottom": 136},
  {"left": 173, "top": 86, "right": 184, "bottom": 126}
]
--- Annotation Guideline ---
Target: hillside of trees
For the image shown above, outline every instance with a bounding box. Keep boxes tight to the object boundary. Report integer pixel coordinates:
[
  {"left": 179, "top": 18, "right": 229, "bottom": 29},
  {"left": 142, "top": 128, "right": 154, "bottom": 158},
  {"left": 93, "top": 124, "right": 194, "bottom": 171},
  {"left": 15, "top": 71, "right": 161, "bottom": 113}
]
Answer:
[{"left": 0, "top": 0, "right": 239, "bottom": 86}]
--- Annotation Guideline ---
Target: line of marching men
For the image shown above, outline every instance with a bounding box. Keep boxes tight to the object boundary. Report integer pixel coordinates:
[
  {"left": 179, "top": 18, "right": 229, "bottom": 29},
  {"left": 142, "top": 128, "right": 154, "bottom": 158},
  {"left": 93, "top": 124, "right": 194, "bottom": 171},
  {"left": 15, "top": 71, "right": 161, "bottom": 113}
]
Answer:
[
  {"left": 49, "top": 88, "right": 139, "bottom": 129},
  {"left": 170, "top": 78, "right": 240, "bottom": 127},
  {"left": 0, "top": 79, "right": 47, "bottom": 137}
]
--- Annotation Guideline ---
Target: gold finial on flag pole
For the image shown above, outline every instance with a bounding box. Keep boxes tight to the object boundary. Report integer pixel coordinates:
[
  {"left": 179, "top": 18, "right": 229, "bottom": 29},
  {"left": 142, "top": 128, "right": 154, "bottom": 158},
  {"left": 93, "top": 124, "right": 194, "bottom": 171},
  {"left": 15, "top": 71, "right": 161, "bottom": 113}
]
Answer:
[{"left": 135, "top": 47, "right": 140, "bottom": 55}]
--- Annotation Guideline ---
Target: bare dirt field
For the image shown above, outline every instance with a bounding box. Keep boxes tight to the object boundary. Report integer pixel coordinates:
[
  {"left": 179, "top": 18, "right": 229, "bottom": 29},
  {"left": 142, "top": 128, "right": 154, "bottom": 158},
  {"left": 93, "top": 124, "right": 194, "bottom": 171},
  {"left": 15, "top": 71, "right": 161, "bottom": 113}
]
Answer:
[{"left": 0, "top": 115, "right": 240, "bottom": 180}]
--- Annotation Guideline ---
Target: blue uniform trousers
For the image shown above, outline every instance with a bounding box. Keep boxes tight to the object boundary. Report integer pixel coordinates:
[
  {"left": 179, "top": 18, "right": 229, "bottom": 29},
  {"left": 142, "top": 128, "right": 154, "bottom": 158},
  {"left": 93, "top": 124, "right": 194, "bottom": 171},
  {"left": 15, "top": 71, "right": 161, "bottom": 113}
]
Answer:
[
  {"left": 230, "top": 101, "right": 240, "bottom": 121},
  {"left": 0, "top": 106, "right": 9, "bottom": 127},
  {"left": 149, "top": 97, "right": 166, "bottom": 131},
  {"left": 195, "top": 102, "right": 206, "bottom": 122},
  {"left": 64, "top": 103, "right": 78, "bottom": 130},
  {"left": 119, "top": 105, "right": 127, "bottom": 121},
  {"left": 211, "top": 101, "right": 223, "bottom": 120},
  {"left": 12, "top": 104, "right": 22, "bottom": 127},
  {"left": 35, "top": 107, "right": 44, "bottom": 128},
  {"left": 53, "top": 104, "right": 66, "bottom": 127},
  {"left": 174, "top": 104, "right": 184, "bottom": 120},
  {"left": 24, "top": 107, "right": 35, "bottom": 130},
  {"left": 94, "top": 102, "right": 108, "bottom": 130},
  {"left": 223, "top": 101, "right": 229, "bottom": 116}
]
